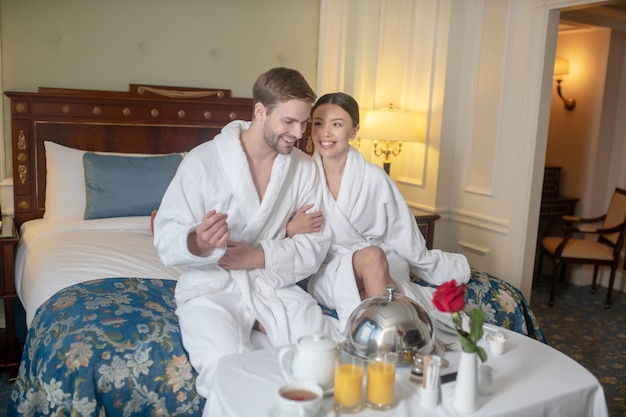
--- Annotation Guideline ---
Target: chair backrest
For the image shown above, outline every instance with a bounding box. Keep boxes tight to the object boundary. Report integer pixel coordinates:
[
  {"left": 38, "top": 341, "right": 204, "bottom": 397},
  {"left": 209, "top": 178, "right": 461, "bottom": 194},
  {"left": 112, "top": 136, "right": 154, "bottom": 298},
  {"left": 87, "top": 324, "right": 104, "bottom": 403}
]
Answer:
[{"left": 601, "top": 188, "right": 626, "bottom": 246}]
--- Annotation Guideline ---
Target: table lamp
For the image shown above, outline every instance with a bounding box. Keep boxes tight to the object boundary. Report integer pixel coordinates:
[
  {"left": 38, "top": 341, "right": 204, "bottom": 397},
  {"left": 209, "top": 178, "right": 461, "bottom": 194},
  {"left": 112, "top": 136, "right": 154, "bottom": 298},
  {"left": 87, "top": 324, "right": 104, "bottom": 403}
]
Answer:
[{"left": 357, "top": 104, "right": 420, "bottom": 174}]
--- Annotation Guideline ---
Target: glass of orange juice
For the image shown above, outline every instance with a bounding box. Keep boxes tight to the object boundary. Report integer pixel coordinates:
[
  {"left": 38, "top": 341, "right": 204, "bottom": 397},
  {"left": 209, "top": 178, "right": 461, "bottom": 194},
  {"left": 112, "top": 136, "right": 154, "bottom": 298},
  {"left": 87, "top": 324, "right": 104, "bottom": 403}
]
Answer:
[
  {"left": 366, "top": 351, "right": 398, "bottom": 410},
  {"left": 334, "top": 354, "right": 365, "bottom": 413}
]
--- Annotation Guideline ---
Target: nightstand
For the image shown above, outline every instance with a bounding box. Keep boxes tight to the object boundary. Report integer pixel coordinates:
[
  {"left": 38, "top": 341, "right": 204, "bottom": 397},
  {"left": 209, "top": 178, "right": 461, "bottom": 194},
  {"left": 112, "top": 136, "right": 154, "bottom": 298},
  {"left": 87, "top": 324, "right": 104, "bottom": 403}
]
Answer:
[
  {"left": 0, "top": 216, "right": 19, "bottom": 379},
  {"left": 412, "top": 209, "right": 440, "bottom": 249}
]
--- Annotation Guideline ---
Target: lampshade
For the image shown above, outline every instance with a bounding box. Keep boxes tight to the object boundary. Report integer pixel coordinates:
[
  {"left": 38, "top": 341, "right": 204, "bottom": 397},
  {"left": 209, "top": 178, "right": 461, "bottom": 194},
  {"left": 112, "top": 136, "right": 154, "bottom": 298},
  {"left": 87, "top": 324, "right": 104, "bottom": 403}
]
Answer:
[
  {"left": 553, "top": 56, "right": 576, "bottom": 111},
  {"left": 358, "top": 105, "right": 421, "bottom": 143},
  {"left": 554, "top": 56, "right": 570, "bottom": 77}
]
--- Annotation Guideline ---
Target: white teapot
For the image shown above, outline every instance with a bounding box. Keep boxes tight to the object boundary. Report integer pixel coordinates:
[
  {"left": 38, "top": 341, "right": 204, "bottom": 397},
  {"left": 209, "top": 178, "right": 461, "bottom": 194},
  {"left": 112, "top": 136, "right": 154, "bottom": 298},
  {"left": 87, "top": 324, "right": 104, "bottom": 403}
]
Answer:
[{"left": 278, "top": 332, "right": 341, "bottom": 389}]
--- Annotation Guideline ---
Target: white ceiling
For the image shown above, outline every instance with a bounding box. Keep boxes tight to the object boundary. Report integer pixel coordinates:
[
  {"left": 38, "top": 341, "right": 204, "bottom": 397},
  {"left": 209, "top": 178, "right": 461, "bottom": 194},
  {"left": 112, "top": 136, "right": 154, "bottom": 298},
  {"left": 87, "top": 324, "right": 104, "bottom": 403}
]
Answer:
[{"left": 560, "top": 1, "right": 626, "bottom": 31}]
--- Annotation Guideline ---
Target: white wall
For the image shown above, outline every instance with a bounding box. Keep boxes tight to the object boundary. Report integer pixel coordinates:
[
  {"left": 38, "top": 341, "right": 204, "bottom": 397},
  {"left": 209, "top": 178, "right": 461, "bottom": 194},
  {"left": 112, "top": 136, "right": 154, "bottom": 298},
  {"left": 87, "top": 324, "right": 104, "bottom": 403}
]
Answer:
[{"left": 0, "top": 0, "right": 321, "bottom": 189}]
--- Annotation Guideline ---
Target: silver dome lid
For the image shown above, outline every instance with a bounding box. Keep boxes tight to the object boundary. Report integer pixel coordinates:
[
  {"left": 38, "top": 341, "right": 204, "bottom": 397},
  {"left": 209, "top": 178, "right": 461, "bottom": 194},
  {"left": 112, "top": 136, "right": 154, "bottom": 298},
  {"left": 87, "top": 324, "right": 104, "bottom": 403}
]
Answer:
[{"left": 343, "top": 286, "right": 435, "bottom": 365}]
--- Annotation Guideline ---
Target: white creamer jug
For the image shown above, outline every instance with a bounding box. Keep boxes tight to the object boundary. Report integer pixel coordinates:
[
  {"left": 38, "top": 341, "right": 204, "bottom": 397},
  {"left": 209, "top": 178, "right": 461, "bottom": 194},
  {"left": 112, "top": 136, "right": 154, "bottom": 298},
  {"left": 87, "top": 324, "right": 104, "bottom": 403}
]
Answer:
[{"left": 278, "top": 332, "right": 340, "bottom": 389}]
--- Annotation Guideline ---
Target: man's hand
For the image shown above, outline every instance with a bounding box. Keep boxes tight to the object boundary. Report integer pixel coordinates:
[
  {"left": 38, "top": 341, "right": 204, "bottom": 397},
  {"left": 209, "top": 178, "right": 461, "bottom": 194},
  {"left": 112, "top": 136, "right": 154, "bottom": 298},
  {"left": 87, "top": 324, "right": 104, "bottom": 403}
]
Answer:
[
  {"left": 188, "top": 210, "right": 230, "bottom": 256},
  {"left": 219, "top": 241, "right": 265, "bottom": 270},
  {"left": 286, "top": 204, "right": 323, "bottom": 238}
]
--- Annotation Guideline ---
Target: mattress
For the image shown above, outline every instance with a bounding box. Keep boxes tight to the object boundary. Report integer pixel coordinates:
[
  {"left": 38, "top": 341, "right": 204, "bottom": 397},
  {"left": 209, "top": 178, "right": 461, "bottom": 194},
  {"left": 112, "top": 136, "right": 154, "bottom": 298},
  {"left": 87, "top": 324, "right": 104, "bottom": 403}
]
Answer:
[{"left": 15, "top": 217, "right": 185, "bottom": 326}]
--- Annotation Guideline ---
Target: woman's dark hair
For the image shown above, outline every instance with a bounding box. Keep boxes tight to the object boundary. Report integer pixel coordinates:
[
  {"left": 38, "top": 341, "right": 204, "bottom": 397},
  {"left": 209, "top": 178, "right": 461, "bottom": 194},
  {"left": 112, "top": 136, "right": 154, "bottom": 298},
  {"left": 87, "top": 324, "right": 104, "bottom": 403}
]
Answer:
[{"left": 312, "top": 92, "right": 360, "bottom": 127}]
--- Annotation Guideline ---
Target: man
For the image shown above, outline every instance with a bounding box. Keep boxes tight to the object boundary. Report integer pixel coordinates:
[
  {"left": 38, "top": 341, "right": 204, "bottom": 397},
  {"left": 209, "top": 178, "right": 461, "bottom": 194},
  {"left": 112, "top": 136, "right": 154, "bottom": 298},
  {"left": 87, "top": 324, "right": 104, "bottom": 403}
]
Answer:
[{"left": 154, "top": 68, "right": 338, "bottom": 404}]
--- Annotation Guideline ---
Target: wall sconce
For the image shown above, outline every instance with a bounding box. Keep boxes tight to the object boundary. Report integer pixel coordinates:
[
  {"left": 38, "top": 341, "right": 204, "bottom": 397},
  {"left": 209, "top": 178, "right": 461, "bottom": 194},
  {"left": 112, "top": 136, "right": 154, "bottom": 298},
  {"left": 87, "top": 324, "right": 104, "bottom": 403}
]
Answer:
[
  {"left": 553, "top": 56, "right": 576, "bottom": 111},
  {"left": 357, "top": 104, "right": 420, "bottom": 175}
]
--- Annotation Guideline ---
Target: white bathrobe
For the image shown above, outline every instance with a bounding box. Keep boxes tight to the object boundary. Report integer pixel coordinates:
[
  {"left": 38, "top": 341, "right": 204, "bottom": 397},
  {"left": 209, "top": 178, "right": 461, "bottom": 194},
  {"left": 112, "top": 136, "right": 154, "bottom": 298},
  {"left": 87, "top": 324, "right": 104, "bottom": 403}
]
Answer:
[
  {"left": 308, "top": 146, "right": 471, "bottom": 329},
  {"left": 154, "top": 121, "right": 338, "bottom": 401}
]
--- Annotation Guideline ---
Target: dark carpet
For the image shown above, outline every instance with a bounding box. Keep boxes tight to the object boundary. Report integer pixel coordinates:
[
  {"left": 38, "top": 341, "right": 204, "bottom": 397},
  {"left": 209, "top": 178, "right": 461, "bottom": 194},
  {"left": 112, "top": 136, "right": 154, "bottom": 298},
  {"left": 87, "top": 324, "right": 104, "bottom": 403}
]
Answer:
[
  {"left": 0, "top": 371, "right": 10, "bottom": 416},
  {"left": 0, "top": 281, "right": 622, "bottom": 416}
]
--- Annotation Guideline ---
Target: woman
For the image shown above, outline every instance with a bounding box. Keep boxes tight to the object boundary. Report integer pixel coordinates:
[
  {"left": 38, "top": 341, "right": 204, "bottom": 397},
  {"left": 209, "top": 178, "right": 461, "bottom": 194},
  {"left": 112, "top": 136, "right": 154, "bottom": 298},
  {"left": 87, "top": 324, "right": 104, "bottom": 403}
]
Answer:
[{"left": 290, "top": 92, "right": 471, "bottom": 328}]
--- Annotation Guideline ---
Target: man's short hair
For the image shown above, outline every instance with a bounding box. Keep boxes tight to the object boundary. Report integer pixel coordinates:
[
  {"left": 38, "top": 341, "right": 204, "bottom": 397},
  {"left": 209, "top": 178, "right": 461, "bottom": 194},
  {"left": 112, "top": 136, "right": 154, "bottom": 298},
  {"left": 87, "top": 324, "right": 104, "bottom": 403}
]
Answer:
[{"left": 252, "top": 67, "right": 316, "bottom": 113}]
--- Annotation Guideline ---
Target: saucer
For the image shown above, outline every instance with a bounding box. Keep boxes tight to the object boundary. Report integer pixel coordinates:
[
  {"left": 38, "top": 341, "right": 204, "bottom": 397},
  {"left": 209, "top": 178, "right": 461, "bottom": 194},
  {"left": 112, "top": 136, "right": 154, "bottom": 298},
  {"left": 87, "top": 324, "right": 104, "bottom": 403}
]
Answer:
[{"left": 267, "top": 403, "right": 331, "bottom": 417}]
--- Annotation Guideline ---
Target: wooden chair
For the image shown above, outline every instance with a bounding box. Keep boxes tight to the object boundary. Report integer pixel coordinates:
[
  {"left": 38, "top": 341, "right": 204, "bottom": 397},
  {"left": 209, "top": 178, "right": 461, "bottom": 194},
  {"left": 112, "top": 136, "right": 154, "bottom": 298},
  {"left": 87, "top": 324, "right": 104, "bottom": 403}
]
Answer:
[{"left": 537, "top": 187, "right": 626, "bottom": 309}]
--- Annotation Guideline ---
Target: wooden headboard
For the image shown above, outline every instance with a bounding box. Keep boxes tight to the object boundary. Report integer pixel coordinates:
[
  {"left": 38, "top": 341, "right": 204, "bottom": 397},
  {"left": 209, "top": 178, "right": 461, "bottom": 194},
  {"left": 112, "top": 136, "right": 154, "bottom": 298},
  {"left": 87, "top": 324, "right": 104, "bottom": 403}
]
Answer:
[{"left": 5, "top": 84, "right": 254, "bottom": 227}]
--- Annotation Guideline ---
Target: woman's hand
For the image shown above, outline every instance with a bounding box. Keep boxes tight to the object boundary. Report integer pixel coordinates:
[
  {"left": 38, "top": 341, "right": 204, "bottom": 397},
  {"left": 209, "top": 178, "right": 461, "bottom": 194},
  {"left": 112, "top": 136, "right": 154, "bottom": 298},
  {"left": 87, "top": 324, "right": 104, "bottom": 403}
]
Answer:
[{"left": 286, "top": 204, "right": 323, "bottom": 238}]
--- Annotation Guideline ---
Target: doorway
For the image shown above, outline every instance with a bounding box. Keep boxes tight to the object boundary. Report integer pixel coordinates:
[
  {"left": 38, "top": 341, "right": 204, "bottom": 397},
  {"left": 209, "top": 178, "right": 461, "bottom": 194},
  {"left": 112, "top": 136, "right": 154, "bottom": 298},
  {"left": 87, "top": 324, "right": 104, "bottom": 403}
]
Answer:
[{"left": 536, "top": 2, "right": 626, "bottom": 290}]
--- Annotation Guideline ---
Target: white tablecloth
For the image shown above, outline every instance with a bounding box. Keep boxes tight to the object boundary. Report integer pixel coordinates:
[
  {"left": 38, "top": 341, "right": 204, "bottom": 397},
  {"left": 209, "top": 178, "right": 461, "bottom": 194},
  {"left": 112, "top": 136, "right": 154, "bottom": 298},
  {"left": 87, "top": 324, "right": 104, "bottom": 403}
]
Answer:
[{"left": 207, "top": 328, "right": 608, "bottom": 417}]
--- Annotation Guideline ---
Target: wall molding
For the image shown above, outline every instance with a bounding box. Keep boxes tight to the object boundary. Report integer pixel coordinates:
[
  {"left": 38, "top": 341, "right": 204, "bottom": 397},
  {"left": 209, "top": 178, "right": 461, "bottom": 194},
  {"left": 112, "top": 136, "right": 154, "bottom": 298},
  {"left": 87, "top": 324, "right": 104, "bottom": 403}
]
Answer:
[
  {"left": 451, "top": 209, "right": 509, "bottom": 235},
  {"left": 458, "top": 239, "right": 492, "bottom": 272},
  {"left": 406, "top": 200, "right": 510, "bottom": 235},
  {"left": 458, "top": 240, "right": 491, "bottom": 256},
  {"left": 396, "top": 175, "right": 423, "bottom": 188}
]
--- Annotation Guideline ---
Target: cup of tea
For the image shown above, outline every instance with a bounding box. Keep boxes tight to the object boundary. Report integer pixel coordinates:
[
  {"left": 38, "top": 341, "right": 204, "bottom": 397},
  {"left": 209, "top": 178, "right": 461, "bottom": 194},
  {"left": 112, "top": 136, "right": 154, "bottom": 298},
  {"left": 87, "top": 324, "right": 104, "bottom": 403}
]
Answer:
[
  {"left": 277, "top": 382, "right": 323, "bottom": 417},
  {"left": 334, "top": 354, "right": 365, "bottom": 413},
  {"left": 366, "top": 351, "right": 398, "bottom": 410}
]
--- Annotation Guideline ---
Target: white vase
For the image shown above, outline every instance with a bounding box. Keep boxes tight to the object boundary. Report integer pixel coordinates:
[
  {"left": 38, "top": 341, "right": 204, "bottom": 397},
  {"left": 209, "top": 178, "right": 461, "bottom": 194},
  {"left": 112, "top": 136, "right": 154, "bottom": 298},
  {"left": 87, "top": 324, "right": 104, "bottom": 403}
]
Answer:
[{"left": 453, "top": 351, "right": 478, "bottom": 413}]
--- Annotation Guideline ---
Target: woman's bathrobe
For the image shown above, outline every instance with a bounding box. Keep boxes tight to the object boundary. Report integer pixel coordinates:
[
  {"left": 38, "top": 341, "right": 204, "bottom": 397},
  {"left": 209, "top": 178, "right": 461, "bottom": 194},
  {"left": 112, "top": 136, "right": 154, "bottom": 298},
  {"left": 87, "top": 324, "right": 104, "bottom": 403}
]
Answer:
[
  {"left": 308, "top": 146, "right": 471, "bottom": 329},
  {"left": 154, "top": 121, "right": 338, "bottom": 400}
]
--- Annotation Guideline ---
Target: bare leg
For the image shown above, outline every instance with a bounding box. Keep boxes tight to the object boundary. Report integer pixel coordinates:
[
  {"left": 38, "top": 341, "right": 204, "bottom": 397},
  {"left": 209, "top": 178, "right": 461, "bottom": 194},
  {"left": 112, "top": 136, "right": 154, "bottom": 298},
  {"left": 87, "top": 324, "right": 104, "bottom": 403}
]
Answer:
[{"left": 352, "top": 246, "right": 394, "bottom": 300}]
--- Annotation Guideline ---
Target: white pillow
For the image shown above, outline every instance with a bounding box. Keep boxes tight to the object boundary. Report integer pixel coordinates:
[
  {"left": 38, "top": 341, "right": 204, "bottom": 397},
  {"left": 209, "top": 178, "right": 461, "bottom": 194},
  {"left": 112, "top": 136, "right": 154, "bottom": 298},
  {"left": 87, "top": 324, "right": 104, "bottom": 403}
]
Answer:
[
  {"left": 43, "top": 141, "right": 186, "bottom": 219},
  {"left": 44, "top": 141, "right": 88, "bottom": 219}
]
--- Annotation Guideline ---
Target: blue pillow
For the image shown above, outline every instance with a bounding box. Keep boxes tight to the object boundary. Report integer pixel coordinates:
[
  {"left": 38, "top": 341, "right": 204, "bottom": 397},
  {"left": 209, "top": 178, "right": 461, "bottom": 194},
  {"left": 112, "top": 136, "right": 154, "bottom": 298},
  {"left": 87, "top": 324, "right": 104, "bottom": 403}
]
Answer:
[{"left": 83, "top": 153, "right": 182, "bottom": 220}]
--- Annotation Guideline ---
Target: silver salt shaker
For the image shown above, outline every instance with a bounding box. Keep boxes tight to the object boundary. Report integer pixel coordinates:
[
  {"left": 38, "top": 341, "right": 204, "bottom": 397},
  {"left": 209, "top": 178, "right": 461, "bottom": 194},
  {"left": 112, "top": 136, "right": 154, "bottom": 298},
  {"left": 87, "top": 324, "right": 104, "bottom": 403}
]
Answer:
[{"left": 410, "top": 355, "right": 424, "bottom": 383}]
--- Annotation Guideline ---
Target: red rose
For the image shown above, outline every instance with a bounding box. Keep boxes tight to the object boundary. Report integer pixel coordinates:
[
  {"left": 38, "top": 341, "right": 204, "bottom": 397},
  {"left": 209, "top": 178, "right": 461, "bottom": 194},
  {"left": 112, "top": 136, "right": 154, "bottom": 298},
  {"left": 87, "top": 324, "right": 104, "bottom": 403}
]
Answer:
[{"left": 432, "top": 280, "right": 466, "bottom": 313}]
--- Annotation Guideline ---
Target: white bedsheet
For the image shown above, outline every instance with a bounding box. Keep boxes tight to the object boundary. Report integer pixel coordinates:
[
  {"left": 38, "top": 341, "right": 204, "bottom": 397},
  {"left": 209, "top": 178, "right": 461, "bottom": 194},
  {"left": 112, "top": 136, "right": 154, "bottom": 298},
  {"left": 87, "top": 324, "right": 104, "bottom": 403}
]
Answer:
[{"left": 15, "top": 217, "right": 185, "bottom": 327}]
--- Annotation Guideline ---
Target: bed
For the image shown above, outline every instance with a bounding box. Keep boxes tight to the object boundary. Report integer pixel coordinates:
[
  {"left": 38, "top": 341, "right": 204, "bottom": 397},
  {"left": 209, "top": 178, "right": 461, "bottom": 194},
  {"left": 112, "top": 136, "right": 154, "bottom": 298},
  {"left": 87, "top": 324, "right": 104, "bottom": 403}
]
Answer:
[{"left": 3, "top": 84, "right": 545, "bottom": 416}]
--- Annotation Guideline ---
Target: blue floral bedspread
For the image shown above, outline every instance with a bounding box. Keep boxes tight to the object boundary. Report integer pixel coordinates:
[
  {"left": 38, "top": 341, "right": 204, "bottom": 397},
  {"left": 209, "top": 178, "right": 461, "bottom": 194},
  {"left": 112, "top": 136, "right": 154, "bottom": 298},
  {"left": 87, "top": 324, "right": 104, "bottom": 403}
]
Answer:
[
  {"left": 8, "top": 278, "right": 204, "bottom": 417},
  {"left": 416, "top": 268, "right": 546, "bottom": 343},
  {"left": 8, "top": 270, "right": 544, "bottom": 416}
]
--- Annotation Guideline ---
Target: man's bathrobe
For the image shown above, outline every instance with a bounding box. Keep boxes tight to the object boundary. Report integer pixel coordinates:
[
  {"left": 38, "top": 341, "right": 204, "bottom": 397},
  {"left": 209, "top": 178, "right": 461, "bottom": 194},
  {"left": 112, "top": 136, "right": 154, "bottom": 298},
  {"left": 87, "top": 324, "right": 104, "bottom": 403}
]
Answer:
[
  {"left": 154, "top": 121, "right": 338, "bottom": 401},
  {"left": 308, "top": 146, "right": 471, "bottom": 330}
]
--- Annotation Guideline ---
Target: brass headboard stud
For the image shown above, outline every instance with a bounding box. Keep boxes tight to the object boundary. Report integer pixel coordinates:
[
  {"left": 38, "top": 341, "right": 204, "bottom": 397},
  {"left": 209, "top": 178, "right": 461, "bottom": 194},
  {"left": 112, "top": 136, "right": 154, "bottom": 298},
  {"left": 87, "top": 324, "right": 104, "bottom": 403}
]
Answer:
[
  {"left": 93, "top": 106, "right": 101, "bottom": 115},
  {"left": 122, "top": 108, "right": 131, "bottom": 116},
  {"left": 150, "top": 109, "right": 159, "bottom": 118},
  {"left": 17, "top": 153, "right": 27, "bottom": 163},
  {"left": 15, "top": 103, "right": 25, "bottom": 113},
  {"left": 62, "top": 105, "right": 71, "bottom": 114},
  {"left": 18, "top": 130, "right": 26, "bottom": 150},
  {"left": 203, "top": 111, "right": 212, "bottom": 119},
  {"left": 229, "top": 112, "right": 237, "bottom": 120},
  {"left": 17, "top": 200, "right": 30, "bottom": 211},
  {"left": 18, "top": 165, "right": 27, "bottom": 185},
  {"left": 178, "top": 110, "right": 186, "bottom": 118}
]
